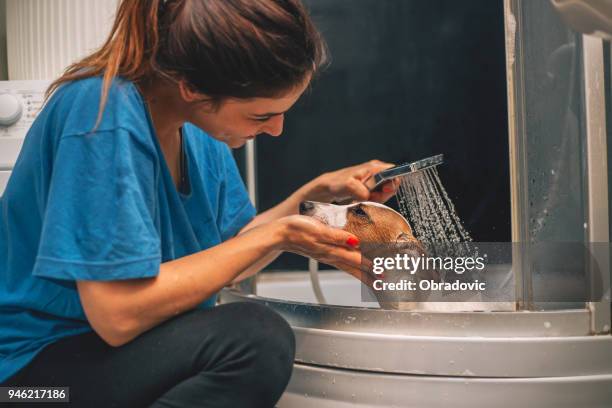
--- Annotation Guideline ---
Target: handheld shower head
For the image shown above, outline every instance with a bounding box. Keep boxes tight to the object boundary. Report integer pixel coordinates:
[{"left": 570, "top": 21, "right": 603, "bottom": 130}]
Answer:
[
  {"left": 332, "top": 154, "right": 444, "bottom": 205},
  {"left": 365, "top": 154, "right": 444, "bottom": 191}
]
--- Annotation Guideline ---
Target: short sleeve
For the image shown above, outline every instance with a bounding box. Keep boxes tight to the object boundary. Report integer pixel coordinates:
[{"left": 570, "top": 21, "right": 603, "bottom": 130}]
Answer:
[
  {"left": 32, "top": 128, "right": 161, "bottom": 281},
  {"left": 216, "top": 144, "right": 256, "bottom": 241}
]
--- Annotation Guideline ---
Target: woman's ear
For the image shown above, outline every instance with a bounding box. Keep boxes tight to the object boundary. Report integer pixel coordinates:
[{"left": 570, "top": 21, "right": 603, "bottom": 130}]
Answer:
[
  {"left": 178, "top": 80, "right": 204, "bottom": 102},
  {"left": 177, "top": 80, "right": 219, "bottom": 112}
]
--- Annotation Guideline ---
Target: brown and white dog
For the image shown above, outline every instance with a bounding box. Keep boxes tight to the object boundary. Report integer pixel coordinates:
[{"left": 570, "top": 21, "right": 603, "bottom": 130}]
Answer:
[
  {"left": 299, "top": 200, "right": 514, "bottom": 312},
  {"left": 299, "top": 200, "right": 438, "bottom": 310},
  {"left": 299, "top": 200, "right": 420, "bottom": 245}
]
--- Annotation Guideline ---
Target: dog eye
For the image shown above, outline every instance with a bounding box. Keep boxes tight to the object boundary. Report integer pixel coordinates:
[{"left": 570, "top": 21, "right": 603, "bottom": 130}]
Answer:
[{"left": 353, "top": 206, "right": 368, "bottom": 218}]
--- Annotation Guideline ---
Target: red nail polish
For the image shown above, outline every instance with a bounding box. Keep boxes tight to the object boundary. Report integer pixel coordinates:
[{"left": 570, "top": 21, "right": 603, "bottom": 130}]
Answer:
[
  {"left": 346, "top": 237, "right": 360, "bottom": 247},
  {"left": 383, "top": 186, "right": 394, "bottom": 193}
]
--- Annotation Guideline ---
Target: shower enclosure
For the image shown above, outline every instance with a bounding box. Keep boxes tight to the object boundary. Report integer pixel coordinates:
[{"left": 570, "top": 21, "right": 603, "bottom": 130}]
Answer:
[{"left": 221, "top": 1, "right": 612, "bottom": 406}]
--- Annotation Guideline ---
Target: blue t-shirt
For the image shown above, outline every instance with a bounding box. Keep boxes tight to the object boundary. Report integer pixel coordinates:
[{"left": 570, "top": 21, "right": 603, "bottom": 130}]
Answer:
[{"left": 0, "top": 77, "right": 256, "bottom": 382}]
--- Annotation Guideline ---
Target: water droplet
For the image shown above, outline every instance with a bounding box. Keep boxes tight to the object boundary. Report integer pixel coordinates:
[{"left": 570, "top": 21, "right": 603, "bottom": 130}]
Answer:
[{"left": 395, "top": 168, "right": 472, "bottom": 246}]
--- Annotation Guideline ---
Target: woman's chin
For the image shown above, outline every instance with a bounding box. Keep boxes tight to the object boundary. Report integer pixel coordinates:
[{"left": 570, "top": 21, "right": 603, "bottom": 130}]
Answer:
[
  {"left": 237, "top": 136, "right": 256, "bottom": 147},
  {"left": 227, "top": 138, "right": 249, "bottom": 149},
  {"left": 212, "top": 133, "right": 256, "bottom": 148}
]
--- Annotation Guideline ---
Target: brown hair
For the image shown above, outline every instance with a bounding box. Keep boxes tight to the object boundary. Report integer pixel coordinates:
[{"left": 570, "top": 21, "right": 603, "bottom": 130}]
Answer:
[{"left": 47, "top": 0, "right": 328, "bottom": 125}]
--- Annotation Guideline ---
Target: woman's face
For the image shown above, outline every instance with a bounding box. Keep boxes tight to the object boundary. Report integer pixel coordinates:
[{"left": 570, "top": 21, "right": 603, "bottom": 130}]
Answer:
[{"left": 183, "top": 78, "right": 311, "bottom": 148}]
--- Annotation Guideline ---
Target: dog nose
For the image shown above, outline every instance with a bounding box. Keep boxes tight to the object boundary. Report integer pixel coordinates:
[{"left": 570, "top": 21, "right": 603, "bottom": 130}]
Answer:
[{"left": 299, "top": 201, "right": 315, "bottom": 215}]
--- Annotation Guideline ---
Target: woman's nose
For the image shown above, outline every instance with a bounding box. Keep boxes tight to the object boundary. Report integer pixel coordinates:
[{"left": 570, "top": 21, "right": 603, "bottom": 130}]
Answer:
[{"left": 262, "top": 114, "right": 284, "bottom": 137}]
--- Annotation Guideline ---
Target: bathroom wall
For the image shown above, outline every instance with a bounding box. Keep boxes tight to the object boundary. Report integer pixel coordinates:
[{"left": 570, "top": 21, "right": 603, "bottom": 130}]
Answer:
[
  {"left": 0, "top": 0, "right": 7, "bottom": 80},
  {"left": 256, "top": 0, "right": 511, "bottom": 270}
]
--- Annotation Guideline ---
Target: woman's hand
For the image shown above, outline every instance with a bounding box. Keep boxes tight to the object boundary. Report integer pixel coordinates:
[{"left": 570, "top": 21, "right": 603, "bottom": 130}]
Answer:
[
  {"left": 300, "top": 159, "right": 398, "bottom": 204},
  {"left": 276, "top": 215, "right": 376, "bottom": 286}
]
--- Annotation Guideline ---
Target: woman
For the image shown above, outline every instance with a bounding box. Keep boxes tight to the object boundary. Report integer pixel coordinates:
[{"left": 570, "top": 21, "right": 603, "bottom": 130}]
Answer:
[{"left": 0, "top": 0, "right": 396, "bottom": 406}]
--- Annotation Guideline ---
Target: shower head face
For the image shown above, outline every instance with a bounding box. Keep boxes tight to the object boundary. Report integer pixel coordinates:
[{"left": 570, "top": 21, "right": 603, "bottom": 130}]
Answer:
[
  {"left": 368, "top": 154, "right": 444, "bottom": 190},
  {"left": 332, "top": 154, "right": 444, "bottom": 205}
]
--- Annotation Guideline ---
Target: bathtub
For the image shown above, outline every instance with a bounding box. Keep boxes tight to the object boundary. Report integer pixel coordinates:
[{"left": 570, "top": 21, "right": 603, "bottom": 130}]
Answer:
[{"left": 219, "top": 271, "right": 612, "bottom": 407}]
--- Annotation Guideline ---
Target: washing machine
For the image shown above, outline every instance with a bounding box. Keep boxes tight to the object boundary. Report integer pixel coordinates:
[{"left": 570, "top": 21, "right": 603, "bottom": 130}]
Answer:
[{"left": 0, "top": 80, "right": 48, "bottom": 195}]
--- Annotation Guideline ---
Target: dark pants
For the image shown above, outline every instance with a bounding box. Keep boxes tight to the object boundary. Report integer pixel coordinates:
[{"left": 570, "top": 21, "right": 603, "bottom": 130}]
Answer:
[{"left": 4, "top": 302, "right": 296, "bottom": 408}]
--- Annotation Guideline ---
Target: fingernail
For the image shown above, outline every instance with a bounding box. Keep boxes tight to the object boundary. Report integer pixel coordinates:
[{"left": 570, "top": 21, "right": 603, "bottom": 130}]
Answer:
[
  {"left": 383, "top": 186, "right": 394, "bottom": 193},
  {"left": 346, "top": 237, "right": 360, "bottom": 248}
]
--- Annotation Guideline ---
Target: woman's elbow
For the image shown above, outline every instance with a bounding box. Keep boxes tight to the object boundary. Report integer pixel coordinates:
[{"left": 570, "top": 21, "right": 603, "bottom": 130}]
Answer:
[
  {"left": 81, "top": 307, "right": 139, "bottom": 347},
  {"left": 95, "top": 317, "right": 138, "bottom": 347},
  {"left": 76, "top": 281, "right": 139, "bottom": 347}
]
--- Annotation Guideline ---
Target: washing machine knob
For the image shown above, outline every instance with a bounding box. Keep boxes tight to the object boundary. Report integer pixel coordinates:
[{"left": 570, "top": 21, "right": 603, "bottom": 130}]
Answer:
[{"left": 0, "top": 93, "right": 22, "bottom": 126}]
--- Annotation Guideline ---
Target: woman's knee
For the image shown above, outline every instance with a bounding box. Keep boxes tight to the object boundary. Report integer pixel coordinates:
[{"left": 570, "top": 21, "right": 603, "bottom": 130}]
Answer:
[
  {"left": 226, "top": 301, "right": 295, "bottom": 363},
  {"left": 222, "top": 302, "right": 295, "bottom": 377}
]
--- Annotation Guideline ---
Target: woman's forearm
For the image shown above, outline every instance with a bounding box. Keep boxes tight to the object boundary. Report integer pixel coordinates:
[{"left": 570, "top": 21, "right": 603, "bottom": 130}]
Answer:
[
  {"left": 78, "top": 222, "right": 286, "bottom": 346},
  {"left": 227, "top": 178, "right": 323, "bottom": 283},
  {"left": 230, "top": 251, "right": 280, "bottom": 284},
  {"left": 239, "top": 178, "right": 322, "bottom": 233},
  {"left": 239, "top": 159, "right": 394, "bottom": 234},
  {"left": 230, "top": 161, "right": 392, "bottom": 282}
]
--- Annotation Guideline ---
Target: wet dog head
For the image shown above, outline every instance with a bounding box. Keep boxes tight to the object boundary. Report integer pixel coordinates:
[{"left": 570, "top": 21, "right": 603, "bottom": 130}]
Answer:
[
  {"left": 299, "top": 200, "right": 438, "bottom": 309},
  {"left": 298, "top": 200, "right": 418, "bottom": 245}
]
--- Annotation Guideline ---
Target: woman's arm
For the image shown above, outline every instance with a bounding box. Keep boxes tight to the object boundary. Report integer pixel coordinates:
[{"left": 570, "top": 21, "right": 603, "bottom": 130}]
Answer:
[
  {"left": 77, "top": 216, "right": 362, "bottom": 347},
  {"left": 77, "top": 160, "right": 394, "bottom": 347},
  {"left": 227, "top": 181, "right": 311, "bottom": 284},
  {"left": 241, "top": 160, "right": 396, "bottom": 232},
  {"left": 230, "top": 160, "right": 397, "bottom": 282}
]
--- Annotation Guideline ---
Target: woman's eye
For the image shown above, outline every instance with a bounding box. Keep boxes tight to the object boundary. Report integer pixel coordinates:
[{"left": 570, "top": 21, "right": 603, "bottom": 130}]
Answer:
[{"left": 251, "top": 117, "right": 271, "bottom": 123}]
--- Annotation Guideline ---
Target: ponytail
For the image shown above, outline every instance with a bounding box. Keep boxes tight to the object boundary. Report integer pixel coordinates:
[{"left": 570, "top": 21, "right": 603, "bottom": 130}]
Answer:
[
  {"left": 46, "top": 0, "right": 162, "bottom": 128},
  {"left": 47, "top": 0, "right": 328, "bottom": 128}
]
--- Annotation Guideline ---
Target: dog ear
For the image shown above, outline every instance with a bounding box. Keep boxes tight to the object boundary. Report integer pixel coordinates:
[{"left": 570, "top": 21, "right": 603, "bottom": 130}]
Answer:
[
  {"left": 394, "top": 238, "right": 440, "bottom": 285},
  {"left": 396, "top": 233, "right": 412, "bottom": 243},
  {"left": 395, "top": 232, "right": 427, "bottom": 255},
  {"left": 393, "top": 236, "right": 425, "bottom": 256}
]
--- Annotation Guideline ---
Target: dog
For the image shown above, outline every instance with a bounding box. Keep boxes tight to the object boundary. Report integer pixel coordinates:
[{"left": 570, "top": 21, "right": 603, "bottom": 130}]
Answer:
[
  {"left": 298, "top": 200, "right": 439, "bottom": 310},
  {"left": 298, "top": 200, "right": 514, "bottom": 312}
]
